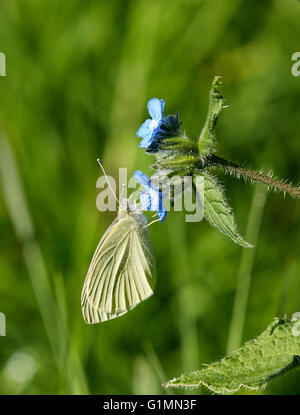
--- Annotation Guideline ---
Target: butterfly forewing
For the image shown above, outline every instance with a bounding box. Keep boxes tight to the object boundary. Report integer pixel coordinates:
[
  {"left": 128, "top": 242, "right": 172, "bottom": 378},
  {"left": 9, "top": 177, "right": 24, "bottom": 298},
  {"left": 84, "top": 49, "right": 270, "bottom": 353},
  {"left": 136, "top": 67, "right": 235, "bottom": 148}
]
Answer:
[{"left": 81, "top": 212, "right": 156, "bottom": 323}]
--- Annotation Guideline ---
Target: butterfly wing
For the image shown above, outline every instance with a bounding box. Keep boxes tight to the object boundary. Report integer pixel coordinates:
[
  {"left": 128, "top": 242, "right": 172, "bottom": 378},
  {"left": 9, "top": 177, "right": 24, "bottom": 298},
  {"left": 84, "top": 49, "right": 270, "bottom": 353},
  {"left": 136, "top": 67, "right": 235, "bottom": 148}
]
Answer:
[{"left": 81, "top": 213, "right": 156, "bottom": 323}]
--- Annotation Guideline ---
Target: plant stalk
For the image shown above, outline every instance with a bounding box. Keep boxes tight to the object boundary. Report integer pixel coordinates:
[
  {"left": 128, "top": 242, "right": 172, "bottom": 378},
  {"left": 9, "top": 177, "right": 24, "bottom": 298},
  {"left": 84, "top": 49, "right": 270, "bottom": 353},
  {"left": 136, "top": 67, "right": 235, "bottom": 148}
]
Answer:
[
  {"left": 226, "top": 184, "right": 267, "bottom": 354},
  {"left": 209, "top": 155, "right": 300, "bottom": 198}
]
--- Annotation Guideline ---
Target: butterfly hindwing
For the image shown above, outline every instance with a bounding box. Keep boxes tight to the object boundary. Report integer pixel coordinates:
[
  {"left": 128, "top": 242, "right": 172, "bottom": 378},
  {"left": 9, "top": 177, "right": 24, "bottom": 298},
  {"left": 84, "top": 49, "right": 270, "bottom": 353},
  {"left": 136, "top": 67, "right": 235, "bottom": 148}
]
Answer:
[{"left": 81, "top": 212, "right": 156, "bottom": 323}]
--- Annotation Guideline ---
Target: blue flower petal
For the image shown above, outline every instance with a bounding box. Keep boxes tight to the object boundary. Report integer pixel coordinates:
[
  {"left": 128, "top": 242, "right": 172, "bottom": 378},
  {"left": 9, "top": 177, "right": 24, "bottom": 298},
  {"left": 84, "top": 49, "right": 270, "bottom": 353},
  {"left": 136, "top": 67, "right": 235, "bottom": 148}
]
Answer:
[
  {"left": 136, "top": 99, "right": 165, "bottom": 149},
  {"left": 133, "top": 170, "right": 150, "bottom": 187},
  {"left": 133, "top": 170, "right": 167, "bottom": 222},
  {"left": 138, "top": 136, "right": 154, "bottom": 148},
  {"left": 147, "top": 188, "right": 160, "bottom": 211},
  {"left": 136, "top": 119, "right": 152, "bottom": 139},
  {"left": 148, "top": 189, "right": 166, "bottom": 222},
  {"left": 157, "top": 209, "right": 167, "bottom": 223},
  {"left": 147, "top": 98, "right": 165, "bottom": 121},
  {"left": 140, "top": 191, "right": 151, "bottom": 211}
]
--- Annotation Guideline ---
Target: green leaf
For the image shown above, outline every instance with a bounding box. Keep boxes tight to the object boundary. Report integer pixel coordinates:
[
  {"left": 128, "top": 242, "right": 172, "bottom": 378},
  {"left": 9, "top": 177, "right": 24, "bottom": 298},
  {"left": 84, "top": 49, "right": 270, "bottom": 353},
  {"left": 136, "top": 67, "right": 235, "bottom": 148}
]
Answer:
[
  {"left": 195, "top": 173, "right": 252, "bottom": 248},
  {"left": 164, "top": 317, "right": 300, "bottom": 394},
  {"left": 198, "top": 76, "right": 224, "bottom": 157}
]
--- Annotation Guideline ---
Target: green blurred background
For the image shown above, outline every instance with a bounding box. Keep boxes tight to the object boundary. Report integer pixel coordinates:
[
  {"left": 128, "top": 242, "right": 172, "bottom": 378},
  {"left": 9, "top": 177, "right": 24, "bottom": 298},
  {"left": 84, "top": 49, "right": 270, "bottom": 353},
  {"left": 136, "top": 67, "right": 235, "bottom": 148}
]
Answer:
[{"left": 1, "top": 0, "right": 300, "bottom": 395}]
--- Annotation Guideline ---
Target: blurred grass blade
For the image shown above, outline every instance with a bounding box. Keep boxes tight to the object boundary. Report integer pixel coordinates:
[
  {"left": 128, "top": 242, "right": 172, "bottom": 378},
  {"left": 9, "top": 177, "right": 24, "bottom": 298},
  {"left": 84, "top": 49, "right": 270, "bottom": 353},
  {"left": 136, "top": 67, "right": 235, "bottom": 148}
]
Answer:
[
  {"left": 0, "top": 131, "right": 60, "bottom": 358},
  {"left": 165, "top": 317, "right": 300, "bottom": 394},
  {"left": 132, "top": 355, "right": 161, "bottom": 395},
  {"left": 143, "top": 342, "right": 173, "bottom": 395},
  {"left": 0, "top": 131, "right": 89, "bottom": 393},
  {"left": 226, "top": 183, "right": 267, "bottom": 354},
  {"left": 168, "top": 214, "right": 199, "bottom": 374},
  {"left": 105, "top": 0, "right": 162, "bottom": 169},
  {"left": 53, "top": 273, "right": 89, "bottom": 394}
]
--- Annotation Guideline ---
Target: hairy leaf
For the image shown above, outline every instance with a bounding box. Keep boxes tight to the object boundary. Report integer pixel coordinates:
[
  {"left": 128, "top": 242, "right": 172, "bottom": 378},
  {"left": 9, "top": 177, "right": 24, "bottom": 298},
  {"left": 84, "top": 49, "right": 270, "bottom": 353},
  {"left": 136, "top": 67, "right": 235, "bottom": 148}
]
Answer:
[
  {"left": 198, "top": 76, "right": 224, "bottom": 157},
  {"left": 195, "top": 173, "right": 252, "bottom": 248},
  {"left": 164, "top": 317, "right": 300, "bottom": 394}
]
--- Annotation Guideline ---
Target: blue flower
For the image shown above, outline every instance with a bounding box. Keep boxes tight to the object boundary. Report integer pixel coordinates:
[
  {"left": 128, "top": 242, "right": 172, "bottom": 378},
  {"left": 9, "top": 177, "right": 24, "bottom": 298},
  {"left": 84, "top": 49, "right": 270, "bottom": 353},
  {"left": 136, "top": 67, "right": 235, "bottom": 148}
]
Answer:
[
  {"left": 137, "top": 98, "right": 181, "bottom": 152},
  {"left": 133, "top": 170, "right": 167, "bottom": 222},
  {"left": 137, "top": 98, "right": 165, "bottom": 149}
]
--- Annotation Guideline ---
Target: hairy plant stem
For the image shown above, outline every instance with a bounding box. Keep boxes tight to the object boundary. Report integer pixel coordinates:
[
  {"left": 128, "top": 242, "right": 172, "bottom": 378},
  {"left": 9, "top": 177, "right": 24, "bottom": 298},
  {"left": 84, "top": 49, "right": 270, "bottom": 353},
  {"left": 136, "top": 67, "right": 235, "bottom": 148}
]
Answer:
[{"left": 208, "top": 155, "right": 300, "bottom": 198}]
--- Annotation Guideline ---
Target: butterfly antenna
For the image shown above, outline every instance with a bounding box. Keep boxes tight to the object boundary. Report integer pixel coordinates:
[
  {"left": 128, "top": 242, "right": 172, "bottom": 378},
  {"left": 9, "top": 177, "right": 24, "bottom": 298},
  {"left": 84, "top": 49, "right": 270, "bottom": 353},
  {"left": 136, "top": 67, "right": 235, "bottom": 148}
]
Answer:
[
  {"left": 149, "top": 212, "right": 159, "bottom": 220},
  {"left": 146, "top": 218, "right": 160, "bottom": 227},
  {"left": 97, "top": 159, "right": 119, "bottom": 204}
]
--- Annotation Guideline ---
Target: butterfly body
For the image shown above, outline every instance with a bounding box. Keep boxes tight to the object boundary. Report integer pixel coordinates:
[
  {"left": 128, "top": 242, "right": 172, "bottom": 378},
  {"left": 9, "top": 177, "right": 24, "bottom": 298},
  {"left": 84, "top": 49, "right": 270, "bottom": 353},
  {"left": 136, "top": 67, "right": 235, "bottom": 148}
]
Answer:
[{"left": 81, "top": 203, "right": 156, "bottom": 323}]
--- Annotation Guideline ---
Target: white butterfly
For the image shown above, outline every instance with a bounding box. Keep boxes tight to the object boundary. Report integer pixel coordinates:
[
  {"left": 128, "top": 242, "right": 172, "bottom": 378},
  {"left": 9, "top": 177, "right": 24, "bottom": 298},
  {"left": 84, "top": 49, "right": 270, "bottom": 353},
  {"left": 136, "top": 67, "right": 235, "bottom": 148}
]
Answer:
[{"left": 81, "top": 162, "right": 156, "bottom": 324}]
